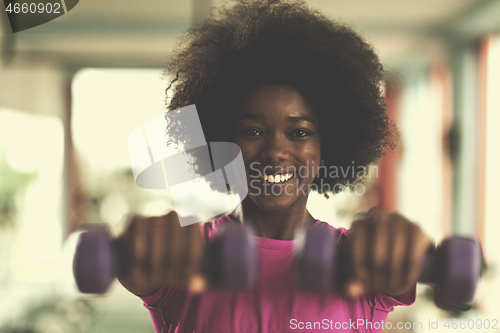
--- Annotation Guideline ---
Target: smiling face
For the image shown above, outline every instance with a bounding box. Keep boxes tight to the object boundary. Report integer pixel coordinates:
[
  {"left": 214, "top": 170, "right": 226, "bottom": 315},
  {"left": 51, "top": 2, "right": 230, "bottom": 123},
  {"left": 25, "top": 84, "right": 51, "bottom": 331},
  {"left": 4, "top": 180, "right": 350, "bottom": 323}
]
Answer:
[{"left": 233, "top": 84, "right": 321, "bottom": 212}]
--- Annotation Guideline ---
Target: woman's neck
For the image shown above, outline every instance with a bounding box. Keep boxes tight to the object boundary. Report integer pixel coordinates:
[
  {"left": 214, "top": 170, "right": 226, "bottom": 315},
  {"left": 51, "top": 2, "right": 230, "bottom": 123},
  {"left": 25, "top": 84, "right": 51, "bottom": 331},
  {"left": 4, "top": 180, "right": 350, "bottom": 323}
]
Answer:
[{"left": 229, "top": 198, "right": 316, "bottom": 240}]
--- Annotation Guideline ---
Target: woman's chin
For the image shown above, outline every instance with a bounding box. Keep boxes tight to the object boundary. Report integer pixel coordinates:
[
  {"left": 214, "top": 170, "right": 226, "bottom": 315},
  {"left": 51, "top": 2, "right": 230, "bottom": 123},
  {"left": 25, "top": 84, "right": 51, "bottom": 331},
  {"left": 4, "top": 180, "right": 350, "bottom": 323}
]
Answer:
[{"left": 248, "top": 194, "right": 297, "bottom": 212}]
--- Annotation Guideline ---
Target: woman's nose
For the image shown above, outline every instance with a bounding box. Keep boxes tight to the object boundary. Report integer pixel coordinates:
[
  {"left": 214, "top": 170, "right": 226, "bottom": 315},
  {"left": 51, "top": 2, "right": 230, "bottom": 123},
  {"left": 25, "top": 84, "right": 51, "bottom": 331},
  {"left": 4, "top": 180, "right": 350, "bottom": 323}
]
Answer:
[{"left": 260, "top": 134, "right": 289, "bottom": 163}]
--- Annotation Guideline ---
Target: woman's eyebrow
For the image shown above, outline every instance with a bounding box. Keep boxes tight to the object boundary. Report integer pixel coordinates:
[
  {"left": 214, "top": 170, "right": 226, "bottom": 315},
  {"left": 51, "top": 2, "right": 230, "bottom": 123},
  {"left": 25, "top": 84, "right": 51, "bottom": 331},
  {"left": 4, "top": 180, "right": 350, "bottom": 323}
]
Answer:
[
  {"left": 238, "top": 113, "right": 316, "bottom": 126},
  {"left": 287, "top": 115, "right": 317, "bottom": 127}
]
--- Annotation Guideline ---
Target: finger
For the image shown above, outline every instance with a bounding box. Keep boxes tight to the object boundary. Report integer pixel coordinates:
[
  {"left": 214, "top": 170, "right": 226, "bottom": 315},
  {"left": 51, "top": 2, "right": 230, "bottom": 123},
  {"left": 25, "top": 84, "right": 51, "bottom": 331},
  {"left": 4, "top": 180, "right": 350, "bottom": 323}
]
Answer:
[
  {"left": 177, "top": 222, "right": 203, "bottom": 282},
  {"left": 185, "top": 221, "right": 209, "bottom": 293},
  {"left": 345, "top": 279, "right": 365, "bottom": 298},
  {"left": 188, "top": 273, "right": 208, "bottom": 294},
  {"left": 172, "top": 225, "right": 191, "bottom": 284},
  {"left": 171, "top": 220, "right": 201, "bottom": 287},
  {"left": 371, "top": 213, "right": 389, "bottom": 289},
  {"left": 386, "top": 217, "right": 408, "bottom": 292},
  {"left": 404, "top": 224, "right": 433, "bottom": 290},
  {"left": 164, "top": 211, "right": 181, "bottom": 285},
  {"left": 128, "top": 216, "right": 150, "bottom": 285},
  {"left": 186, "top": 221, "right": 204, "bottom": 277},
  {"left": 348, "top": 220, "right": 371, "bottom": 292},
  {"left": 368, "top": 207, "right": 383, "bottom": 214},
  {"left": 149, "top": 215, "right": 169, "bottom": 283},
  {"left": 115, "top": 217, "right": 134, "bottom": 277}
]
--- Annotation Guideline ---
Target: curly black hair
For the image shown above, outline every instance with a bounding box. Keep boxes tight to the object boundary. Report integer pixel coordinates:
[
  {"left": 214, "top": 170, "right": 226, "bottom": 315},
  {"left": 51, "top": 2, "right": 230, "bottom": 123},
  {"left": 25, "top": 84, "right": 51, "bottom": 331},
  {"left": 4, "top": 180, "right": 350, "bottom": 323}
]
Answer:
[{"left": 164, "top": 0, "right": 398, "bottom": 196}]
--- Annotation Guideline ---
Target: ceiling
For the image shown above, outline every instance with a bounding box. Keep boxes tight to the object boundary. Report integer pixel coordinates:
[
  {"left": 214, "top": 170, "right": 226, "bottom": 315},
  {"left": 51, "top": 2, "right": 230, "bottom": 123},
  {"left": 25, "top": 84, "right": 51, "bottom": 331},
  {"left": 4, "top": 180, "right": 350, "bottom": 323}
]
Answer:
[{"left": 1, "top": 0, "right": 500, "bottom": 71}]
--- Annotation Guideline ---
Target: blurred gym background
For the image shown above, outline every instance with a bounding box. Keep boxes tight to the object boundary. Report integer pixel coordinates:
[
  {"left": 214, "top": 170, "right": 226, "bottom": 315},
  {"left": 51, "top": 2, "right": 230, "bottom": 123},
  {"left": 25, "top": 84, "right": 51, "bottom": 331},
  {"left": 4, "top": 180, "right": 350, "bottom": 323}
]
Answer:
[{"left": 0, "top": 0, "right": 499, "bottom": 332}]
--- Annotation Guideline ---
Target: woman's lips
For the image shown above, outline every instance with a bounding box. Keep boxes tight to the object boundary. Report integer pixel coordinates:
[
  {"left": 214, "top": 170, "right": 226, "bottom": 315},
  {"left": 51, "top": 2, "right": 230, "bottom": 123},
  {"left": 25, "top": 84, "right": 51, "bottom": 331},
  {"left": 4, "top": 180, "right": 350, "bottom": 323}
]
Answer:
[
  {"left": 260, "top": 172, "right": 294, "bottom": 184},
  {"left": 247, "top": 171, "right": 299, "bottom": 196},
  {"left": 252, "top": 173, "right": 298, "bottom": 192}
]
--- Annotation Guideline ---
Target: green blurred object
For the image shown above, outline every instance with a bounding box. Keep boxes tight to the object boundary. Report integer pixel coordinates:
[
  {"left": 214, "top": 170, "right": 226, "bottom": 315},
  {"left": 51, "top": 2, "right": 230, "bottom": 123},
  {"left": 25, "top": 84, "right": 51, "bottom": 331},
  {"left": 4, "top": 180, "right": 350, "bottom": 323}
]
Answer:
[
  {"left": 0, "top": 150, "right": 37, "bottom": 228},
  {"left": 0, "top": 297, "right": 94, "bottom": 333}
]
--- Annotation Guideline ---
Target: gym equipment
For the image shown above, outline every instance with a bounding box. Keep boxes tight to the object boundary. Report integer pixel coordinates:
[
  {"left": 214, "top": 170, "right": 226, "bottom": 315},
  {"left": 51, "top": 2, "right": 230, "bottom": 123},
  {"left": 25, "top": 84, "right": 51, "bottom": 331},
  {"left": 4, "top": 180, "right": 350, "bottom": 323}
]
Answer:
[
  {"left": 73, "top": 224, "right": 257, "bottom": 294},
  {"left": 74, "top": 222, "right": 482, "bottom": 312},
  {"left": 296, "top": 225, "right": 482, "bottom": 311}
]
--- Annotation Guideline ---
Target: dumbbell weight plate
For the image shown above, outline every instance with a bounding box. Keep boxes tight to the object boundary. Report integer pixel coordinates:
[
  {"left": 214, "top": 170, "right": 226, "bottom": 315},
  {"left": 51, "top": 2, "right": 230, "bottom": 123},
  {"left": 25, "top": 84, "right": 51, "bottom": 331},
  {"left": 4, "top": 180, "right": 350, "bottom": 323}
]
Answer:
[
  {"left": 433, "top": 237, "right": 482, "bottom": 311},
  {"left": 296, "top": 226, "right": 337, "bottom": 291},
  {"left": 203, "top": 224, "right": 257, "bottom": 289},
  {"left": 73, "top": 225, "right": 116, "bottom": 294}
]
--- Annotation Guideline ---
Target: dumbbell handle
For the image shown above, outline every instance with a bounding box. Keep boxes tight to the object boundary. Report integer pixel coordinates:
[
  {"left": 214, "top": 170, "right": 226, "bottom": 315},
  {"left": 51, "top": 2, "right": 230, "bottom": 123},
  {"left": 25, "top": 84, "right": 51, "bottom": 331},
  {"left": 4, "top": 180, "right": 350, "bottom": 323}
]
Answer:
[{"left": 73, "top": 224, "right": 257, "bottom": 294}]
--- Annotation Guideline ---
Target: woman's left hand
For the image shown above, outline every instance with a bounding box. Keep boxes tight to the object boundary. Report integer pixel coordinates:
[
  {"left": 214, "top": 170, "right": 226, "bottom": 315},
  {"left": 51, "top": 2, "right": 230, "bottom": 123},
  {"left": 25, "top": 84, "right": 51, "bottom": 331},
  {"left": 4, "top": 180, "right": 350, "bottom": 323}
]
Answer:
[{"left": 342, "top": 208, "right": 433, "bottom": 297}]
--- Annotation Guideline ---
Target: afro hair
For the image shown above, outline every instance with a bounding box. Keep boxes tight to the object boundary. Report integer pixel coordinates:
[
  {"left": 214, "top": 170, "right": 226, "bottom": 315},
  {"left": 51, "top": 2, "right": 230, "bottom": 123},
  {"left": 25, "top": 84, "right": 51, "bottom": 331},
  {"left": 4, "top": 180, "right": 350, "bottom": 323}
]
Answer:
[{"left": 164, "top": 0, "right": 398, "bottom": 195}]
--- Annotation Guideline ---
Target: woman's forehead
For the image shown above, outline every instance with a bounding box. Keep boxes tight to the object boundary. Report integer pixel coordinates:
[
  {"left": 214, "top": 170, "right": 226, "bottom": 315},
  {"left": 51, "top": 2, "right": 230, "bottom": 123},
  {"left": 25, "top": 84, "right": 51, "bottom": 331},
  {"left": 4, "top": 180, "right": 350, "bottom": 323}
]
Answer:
[{"left": 239, "top": 84, "right": 317, "bottom": 121}]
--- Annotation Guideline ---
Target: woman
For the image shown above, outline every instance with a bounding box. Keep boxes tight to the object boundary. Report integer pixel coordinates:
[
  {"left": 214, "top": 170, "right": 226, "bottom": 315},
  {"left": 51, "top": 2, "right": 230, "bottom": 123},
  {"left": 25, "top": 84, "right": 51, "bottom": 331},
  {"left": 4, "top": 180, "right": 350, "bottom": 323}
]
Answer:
[{"left": 116, "top": 1, "right": 432, "bottom": 332}]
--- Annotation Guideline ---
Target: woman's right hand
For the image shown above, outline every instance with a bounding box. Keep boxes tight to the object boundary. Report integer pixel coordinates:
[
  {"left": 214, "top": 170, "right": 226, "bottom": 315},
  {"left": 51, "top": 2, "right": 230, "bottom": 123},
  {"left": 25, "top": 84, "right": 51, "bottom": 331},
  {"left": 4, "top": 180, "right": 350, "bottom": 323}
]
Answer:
[{"left": 115, "top": 211, "right": 206, "bottom": 297}]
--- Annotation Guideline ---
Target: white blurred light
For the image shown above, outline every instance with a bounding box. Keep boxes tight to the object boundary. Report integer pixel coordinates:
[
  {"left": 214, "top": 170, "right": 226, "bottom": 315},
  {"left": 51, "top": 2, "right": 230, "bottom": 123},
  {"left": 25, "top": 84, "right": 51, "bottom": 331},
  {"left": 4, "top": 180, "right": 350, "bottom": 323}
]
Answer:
[
  {"left": 99, "top": 192, "right": 130, "bottom": 225},
  {"left": 72, "top": 68, "right": 168, "bottom": 173},
  {"left": 0, "top": 109, "right": 63, "bottom": 174},
  {"left": 140, "top": 198, "right": 172, "bottom": 217},
  {"left": 397, "top": 73, "right": 443, "bottom": 238},
  {"left": 484, "top": 35, "right": 500, "bottom": 267},
  {"left": 0, "top": 108, "right": 64, "bottom": 284}
]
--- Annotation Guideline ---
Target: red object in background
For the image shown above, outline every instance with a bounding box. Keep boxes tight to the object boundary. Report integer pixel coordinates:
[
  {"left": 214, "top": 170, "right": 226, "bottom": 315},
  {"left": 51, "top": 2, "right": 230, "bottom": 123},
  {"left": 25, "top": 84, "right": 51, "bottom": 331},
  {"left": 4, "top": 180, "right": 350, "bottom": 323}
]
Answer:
[
  {"left": 432, "top": 62, "right": 454, "bottom": 236},
  {"left": 377, "top": 78, "right": 401, "bottom": 212}
]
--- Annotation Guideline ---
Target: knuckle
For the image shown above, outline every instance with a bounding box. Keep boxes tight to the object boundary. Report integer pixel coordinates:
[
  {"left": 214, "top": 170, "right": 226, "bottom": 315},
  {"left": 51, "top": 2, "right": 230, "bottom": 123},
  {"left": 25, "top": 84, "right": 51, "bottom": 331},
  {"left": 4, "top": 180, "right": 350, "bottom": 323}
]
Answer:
[
  {"left": 407, "top": 224, "right": 424, "bottom": 244},
  {"left": 388, "top": 211, "right": 405, "bottom": 220},
  {"left": 350, "top": 219, "right": 367, "bottom": 230},
  {"left": 128, "top": 215, "right": 144, "bottom": 231},
  {"left": 387, "top": 214, "right": 405, "bottom": 228},
  {"left": 165, "top": 210, "right": 181, "bottom": 225}
]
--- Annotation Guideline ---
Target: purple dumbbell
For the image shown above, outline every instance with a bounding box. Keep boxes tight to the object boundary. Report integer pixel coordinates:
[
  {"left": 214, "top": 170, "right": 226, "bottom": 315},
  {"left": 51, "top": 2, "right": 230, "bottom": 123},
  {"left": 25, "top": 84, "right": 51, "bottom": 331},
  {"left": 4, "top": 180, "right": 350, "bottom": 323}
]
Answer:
[
  {"left": 419, "top": 237, "right": 482, "bottom": 311},
  {"left": 296, "top": 225, "right": 482, "bottom": 311},
  {"left": 73, "top": 225, "right": 116, "bottom": 294},
  {"left": 295, "top": 226, "right": 338, "bottom": 292},
  {"left": 73, "top": 224, "right": 257, "bottom": 294}
]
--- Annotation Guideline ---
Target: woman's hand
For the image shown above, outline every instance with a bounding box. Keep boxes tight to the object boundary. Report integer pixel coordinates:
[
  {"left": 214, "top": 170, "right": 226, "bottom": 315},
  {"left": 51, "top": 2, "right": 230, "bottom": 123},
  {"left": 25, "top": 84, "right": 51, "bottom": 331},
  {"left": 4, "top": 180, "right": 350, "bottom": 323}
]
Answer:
[
  {"left": 115, "top": 211, "right": 206, "bottom": 297},
  {"left": 342, "top": 208, "right": 433, "bottom": 297}
]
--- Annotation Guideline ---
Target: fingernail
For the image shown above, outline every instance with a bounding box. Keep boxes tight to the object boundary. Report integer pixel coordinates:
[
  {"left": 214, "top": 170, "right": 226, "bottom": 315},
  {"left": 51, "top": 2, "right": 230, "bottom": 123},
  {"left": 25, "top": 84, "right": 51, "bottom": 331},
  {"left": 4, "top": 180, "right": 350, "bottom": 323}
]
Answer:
[
  {"left": 354, "top": 212, "right": 370, "bottom": 219},
  {"left": 188, "top": 274, "right": 207, "bottom": 294},
  {"left": 347, "top": 281, "right": 364, "bottom": 298},
  {"left": 368, "top": 207, "right": 382, "bottom": 214}
]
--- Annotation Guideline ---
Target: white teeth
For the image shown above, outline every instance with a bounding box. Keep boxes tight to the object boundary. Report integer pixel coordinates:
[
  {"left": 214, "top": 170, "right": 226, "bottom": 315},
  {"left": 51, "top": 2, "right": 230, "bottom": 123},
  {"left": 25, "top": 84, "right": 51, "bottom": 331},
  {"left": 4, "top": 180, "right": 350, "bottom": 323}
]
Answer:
[{"left": 260, "top": 173, "right": 293, "bottom": 183}]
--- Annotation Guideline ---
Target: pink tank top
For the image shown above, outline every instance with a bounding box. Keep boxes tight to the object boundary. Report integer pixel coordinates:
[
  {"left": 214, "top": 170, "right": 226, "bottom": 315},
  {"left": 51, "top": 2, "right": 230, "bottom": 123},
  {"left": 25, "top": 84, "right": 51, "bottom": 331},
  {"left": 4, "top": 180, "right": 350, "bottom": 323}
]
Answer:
[{"left": 139, "top": 215, "right": 415, "bottom": 332}]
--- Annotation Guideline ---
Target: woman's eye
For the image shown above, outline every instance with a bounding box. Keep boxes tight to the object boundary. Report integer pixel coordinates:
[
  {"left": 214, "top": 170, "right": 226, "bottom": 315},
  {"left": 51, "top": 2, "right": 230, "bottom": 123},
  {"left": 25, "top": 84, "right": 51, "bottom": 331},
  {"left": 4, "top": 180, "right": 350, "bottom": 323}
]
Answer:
[
  {"left": 289, "top": 129, "right": 312, "bottom": 138},
  {"left": 241, "top": 128, "right": 262, "bottom": 137}
]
